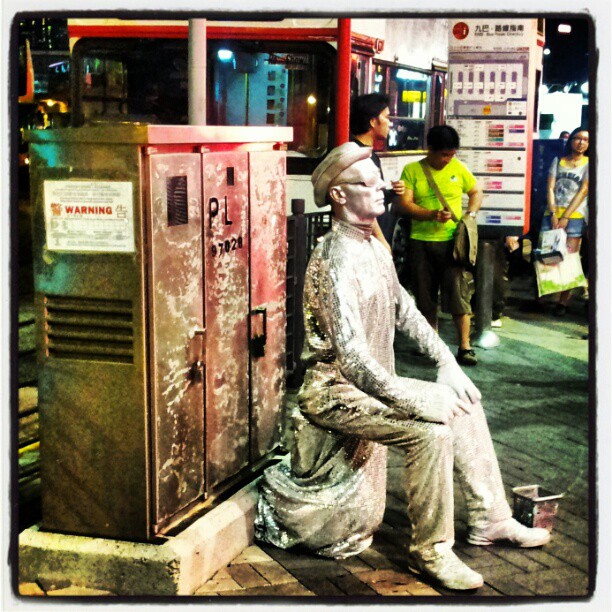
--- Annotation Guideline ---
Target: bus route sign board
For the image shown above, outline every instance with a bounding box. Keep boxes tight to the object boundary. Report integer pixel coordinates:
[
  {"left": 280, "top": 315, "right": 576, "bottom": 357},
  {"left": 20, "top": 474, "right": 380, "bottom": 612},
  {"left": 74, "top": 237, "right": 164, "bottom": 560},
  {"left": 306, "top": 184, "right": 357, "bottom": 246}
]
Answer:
[{"left": 447, "top": 18, "right": 540, "bottom": 236}]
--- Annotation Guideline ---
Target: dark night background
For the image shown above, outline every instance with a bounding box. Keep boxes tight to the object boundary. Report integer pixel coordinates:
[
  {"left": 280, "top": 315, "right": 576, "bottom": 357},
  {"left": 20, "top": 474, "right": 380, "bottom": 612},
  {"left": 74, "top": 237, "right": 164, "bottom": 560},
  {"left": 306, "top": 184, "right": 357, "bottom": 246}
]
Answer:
[{"left": 542, "top": 17, "right": 590, "bottom": 90}]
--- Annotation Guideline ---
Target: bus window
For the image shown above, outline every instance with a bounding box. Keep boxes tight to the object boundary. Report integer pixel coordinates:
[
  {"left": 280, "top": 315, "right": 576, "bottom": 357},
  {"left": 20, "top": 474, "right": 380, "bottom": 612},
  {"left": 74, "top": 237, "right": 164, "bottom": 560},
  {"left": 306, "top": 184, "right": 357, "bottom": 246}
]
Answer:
[
  {"left": 350, "top": 52, "right": 371, "bottom": 99},
  {"left": 80, "top": 55, "right": 128, "bottom": 120},
  {"left": 389, "top": 66, "right": 429, "bottom": 151},
  {"left": 430, "top": 70, "right": 447, "bottom": 127},
  {"left": 72, "top": 38, "right": 333, "bottom": 159},
  {"left": 72, "top": 39, "right": 189, "bottom": 125},
  {"left": 208, "top": 41, "right": 334, "bottom": 159},
  {"left": 374, "top": 61, "right": 434, "bottom": 151}
]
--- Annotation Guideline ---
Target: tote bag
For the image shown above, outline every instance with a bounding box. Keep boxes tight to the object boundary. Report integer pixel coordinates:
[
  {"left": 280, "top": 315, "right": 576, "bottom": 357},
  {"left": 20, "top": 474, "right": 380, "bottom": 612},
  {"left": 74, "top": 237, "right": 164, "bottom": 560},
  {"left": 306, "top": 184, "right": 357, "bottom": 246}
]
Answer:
[
  {"left": 534, "top": 252, "right": 587, "bottom": 297},
  {"left": 533, "top": 229, "right": 567, "bottom": 265}
]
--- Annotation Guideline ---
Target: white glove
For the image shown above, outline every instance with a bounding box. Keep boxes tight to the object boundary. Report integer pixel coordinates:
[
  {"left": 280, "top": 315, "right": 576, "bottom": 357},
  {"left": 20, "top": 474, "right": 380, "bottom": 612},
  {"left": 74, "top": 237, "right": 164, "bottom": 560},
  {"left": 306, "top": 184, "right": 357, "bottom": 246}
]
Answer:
[
  {"left": 436, "top": 360, "right": 482, "bottom": 405},
  {"left": 415, "top": 383, "right": 473, "bottom": 425}
]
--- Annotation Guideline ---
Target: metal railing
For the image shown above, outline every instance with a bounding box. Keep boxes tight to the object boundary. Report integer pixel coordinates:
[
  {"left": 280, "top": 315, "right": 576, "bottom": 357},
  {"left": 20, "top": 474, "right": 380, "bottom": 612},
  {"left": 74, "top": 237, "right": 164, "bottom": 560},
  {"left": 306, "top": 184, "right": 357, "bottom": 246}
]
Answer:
[{"left": 285, "top": 201, "right": 331, "bottom": 388}]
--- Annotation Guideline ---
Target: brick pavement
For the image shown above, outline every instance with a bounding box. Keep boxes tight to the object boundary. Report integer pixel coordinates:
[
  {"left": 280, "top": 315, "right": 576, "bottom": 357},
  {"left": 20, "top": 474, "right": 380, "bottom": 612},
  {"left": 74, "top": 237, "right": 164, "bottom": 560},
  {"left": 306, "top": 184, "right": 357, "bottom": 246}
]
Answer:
[{"left": 183, "top": 449, "right": 589, "bottom": 598}]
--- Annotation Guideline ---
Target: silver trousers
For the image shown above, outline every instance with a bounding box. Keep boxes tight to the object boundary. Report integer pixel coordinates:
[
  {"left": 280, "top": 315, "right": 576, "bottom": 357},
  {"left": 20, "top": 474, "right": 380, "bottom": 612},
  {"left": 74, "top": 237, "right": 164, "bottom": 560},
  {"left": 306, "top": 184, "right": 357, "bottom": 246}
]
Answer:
[{"left": 298, "top": 365, "right": 512, "bottom": 559}]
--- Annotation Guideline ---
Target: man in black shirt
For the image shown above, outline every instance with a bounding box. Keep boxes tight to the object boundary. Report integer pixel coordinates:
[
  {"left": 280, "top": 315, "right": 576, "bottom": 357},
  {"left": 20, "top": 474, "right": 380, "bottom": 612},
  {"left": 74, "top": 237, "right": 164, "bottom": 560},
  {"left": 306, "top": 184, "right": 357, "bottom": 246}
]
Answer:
[{"left": 350, "top": 94, "right": 406, "bottom": 247}]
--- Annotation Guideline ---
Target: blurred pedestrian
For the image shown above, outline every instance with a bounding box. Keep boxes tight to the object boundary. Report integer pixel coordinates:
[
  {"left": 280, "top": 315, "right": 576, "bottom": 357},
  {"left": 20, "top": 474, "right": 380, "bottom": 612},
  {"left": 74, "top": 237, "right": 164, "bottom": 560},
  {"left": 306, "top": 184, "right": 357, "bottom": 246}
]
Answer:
[
  {"left": 491, "top": 236, "right": 520, "bottom": 328},
  {"left": 540, "top": 126, "right": 589, "bottom": 315},
  {"left": 559, "top": 130, "right": 570, "bottom": 143},
  {"left": 398, "top": 125, "right": 483, "bottom": 366},
  {"left": 350, "top": 93, "right": 405, "bottom": 249}
]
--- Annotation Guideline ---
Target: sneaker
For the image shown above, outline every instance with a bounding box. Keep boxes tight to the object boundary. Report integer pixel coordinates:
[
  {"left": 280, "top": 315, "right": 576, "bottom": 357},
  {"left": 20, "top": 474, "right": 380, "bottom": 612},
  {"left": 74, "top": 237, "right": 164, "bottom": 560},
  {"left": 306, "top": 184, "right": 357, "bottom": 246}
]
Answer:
[
  {"left": 457, "top": 348, "right": 477, "bottom": 366},
  {"left": 407, "top": 549, "right": 483, "bottom": 590},
  {"left": 467, "top": 518, "right": 551, "bottom": 548},
  {"left": 491, "top": 319, "right": 502, "bottom": 328}
]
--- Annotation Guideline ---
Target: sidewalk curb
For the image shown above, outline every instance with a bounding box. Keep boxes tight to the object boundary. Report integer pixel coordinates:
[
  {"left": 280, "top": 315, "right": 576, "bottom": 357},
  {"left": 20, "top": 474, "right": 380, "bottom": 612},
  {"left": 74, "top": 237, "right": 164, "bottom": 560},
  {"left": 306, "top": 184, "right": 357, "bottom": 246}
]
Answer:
[{"left": 18, "top": 478, "right": 260, "bottom": 596}]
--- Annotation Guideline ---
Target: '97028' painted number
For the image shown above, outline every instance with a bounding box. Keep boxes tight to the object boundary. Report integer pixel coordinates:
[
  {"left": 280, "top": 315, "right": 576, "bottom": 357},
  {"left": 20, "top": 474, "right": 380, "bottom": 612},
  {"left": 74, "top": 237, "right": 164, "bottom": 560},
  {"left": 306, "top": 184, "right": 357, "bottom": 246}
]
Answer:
[{"left": 211, "top": 235, "right": 243, "bottom": 257}]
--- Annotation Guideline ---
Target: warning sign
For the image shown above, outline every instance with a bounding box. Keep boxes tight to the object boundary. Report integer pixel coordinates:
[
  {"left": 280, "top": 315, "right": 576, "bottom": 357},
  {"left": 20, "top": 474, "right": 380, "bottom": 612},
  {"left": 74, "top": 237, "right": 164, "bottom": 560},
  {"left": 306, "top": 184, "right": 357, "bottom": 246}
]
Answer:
[{"left": 44, "top": 181, "right": 135, "bottom": 253}]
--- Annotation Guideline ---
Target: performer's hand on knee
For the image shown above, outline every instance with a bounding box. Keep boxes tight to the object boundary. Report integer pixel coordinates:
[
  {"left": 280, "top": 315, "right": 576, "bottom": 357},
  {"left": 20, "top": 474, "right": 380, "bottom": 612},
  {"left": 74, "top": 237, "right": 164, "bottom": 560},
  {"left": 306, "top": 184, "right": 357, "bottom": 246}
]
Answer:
[
  {"left": 452, "top": 397, "right": 473, "bottom": 417},
  {"left": 417, "top": 385, "right": 462, "bottom": 425},
  {"left": 436, "top": 361, "right": 482, "bottom": 405}
]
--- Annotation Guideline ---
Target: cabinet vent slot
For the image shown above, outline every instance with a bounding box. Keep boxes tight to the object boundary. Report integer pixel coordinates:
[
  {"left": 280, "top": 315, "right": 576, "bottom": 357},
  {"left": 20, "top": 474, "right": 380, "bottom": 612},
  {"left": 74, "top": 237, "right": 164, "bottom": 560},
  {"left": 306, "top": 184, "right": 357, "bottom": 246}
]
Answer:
[
  {"left": 167, "top": 175, "right": 188, "bottom": 226},
  {"left": 44, "top": 296, "right": 134, "bottom": 364}
]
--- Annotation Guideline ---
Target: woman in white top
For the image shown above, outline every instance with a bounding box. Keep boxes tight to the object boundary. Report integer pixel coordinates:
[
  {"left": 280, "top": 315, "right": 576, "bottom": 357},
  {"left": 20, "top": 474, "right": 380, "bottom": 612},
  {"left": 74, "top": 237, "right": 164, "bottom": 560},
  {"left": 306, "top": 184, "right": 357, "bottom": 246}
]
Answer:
[{"left": 541, "top": 126, "right": 589, "bottom": 315}]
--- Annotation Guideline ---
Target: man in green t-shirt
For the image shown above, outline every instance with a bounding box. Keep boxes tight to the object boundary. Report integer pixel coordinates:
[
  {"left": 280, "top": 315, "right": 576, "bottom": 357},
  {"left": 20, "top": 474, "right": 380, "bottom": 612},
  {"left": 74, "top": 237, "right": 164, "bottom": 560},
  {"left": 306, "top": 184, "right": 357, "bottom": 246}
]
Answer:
[{"left": 399, "top": 125, "right": 483, "bottom": 366}]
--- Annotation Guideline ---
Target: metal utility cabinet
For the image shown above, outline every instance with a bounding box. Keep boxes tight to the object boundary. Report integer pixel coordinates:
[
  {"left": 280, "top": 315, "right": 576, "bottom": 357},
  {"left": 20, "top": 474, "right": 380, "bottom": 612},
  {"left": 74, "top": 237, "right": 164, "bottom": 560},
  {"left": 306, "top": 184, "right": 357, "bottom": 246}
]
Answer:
[{"left": 27, "top": 125, "right": 292, "bottom": 541}]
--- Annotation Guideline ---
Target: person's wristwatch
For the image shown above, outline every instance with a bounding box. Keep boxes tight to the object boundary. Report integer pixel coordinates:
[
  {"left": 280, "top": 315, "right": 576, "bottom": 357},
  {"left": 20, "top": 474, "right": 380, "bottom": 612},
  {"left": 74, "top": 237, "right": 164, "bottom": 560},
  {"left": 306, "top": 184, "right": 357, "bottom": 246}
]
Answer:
[{"left": 467, "top": 211, "right": 477, "bottom": 218}]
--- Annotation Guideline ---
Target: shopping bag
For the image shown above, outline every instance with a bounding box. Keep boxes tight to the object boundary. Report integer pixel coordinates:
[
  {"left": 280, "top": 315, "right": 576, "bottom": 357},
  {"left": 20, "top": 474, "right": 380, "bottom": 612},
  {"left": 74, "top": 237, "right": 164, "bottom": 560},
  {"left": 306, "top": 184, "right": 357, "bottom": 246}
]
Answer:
[
  {"left": 534, "top": 252, "right": 587, "bottom": 297},
  {"left": 533, "top": 229, "right": 567, "bottom": 265}
]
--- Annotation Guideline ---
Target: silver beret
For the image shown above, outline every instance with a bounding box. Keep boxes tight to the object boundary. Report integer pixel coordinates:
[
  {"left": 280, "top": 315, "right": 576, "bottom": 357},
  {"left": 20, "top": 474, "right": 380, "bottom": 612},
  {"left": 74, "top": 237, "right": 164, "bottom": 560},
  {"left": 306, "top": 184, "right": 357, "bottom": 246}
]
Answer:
[{"left": 311, "top": 142, "right": 373, "bottom": 207}]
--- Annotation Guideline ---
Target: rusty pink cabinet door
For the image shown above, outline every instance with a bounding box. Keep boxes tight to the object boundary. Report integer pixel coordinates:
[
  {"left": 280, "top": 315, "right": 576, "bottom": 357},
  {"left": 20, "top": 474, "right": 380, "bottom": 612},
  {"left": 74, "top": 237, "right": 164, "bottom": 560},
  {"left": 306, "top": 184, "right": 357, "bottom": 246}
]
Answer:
[
  {"left": 202, "top": 152, "right": 250, "bottom": 489},
  {"left": 248, "top": 151, "right": 287, "bottom": 462},
  {"left": 147, "top": 153, "right": 205, "bottom": 530}
]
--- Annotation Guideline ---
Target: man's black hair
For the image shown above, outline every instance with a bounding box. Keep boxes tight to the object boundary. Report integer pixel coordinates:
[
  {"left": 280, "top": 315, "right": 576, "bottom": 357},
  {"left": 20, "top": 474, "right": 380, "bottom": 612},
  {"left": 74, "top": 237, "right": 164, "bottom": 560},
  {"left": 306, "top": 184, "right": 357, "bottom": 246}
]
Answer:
[
  {"left": 350, "top": 93, "right": 390, "bottom": 136},
  {"left": 427, "top": 125, "right": 460, "bottom": 151}
]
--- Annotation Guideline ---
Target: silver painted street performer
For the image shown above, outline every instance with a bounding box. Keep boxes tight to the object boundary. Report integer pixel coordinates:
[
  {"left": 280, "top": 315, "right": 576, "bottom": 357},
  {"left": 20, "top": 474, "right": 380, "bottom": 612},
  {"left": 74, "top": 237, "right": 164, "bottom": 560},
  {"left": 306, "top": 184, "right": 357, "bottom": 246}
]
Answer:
[{"left": 255, "top": 142, "right": 550, "bottom": 590}]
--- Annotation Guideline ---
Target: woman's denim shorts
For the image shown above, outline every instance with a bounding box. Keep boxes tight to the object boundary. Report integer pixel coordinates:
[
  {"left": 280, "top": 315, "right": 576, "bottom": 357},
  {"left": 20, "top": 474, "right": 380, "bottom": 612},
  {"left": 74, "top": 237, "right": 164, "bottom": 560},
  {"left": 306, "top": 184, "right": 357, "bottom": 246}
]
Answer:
[{"left": 541, "top": 214, "right": 585, "bottom": 238}]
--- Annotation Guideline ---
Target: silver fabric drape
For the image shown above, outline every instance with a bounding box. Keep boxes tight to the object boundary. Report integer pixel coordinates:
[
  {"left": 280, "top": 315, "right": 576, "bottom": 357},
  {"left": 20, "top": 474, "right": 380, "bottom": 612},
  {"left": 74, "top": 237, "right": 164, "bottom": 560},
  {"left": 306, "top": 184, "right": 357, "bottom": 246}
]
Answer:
[{"left": 255, "top": 219, "right": 511, "bottom": 559}]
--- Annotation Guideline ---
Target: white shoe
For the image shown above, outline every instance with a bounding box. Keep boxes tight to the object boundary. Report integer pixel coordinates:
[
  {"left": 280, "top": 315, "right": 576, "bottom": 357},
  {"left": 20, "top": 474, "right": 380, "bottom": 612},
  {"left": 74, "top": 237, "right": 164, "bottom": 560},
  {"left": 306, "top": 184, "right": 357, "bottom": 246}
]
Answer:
[
  {"left": 408, "top": 550, "right": 483, "bottom": 590},
  {"left": 491, "top": 319, "right": 502, "bottom": 328},
  {"left": 468, "top": 518, "right": 551, "bottom": 548}
]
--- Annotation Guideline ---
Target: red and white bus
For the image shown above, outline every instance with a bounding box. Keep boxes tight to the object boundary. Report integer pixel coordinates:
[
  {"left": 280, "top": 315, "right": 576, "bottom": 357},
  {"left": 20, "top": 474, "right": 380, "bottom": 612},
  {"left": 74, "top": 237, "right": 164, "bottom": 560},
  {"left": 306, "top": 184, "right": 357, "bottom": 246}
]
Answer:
[{"left": 66, "top": 17, "right": 449, "bottom": 212}]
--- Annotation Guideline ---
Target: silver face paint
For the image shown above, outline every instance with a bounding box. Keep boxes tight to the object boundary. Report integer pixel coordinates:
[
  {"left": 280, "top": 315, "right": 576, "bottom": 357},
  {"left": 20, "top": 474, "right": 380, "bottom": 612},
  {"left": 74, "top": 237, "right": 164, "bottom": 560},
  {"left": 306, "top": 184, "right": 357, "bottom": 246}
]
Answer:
[{"left": 332, "top": 158, "right": 386, "bottom": 224}]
